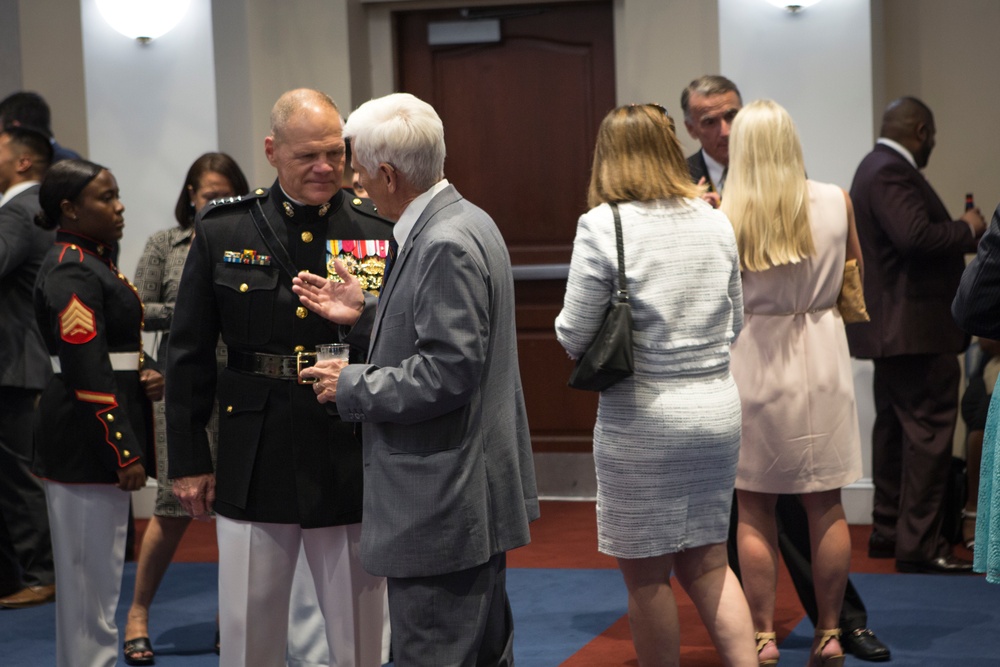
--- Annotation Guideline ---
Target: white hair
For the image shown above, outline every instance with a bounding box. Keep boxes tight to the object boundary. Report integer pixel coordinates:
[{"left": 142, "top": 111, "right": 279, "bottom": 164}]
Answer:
[{"left": 343, "top": 93, "right": 445, "bottom": 192}]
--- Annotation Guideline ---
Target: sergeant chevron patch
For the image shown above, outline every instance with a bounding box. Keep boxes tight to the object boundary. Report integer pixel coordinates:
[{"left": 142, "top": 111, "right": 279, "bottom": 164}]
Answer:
[{"left": 59, "top": 294, "right": 97, "bottom": 344}]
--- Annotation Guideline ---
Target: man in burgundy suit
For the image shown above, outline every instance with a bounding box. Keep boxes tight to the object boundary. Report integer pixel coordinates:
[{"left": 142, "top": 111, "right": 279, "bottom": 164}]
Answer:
[{"left": 847, "top": 97, "right": 985, "bottom": 573}]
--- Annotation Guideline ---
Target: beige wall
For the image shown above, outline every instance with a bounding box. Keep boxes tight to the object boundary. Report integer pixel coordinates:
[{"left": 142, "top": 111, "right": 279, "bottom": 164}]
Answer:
[
  {"left": 614, "top": 0, "right": 720, "bottom": 159},
  {"left": 880, "top": 0, "right": 1000, "bottom": 217},
  {"left": 213, "top": 0, "right": 359, "bottom": 187},
  {"left": 5, "top": 0, "right": 88, "bottom": 157}
]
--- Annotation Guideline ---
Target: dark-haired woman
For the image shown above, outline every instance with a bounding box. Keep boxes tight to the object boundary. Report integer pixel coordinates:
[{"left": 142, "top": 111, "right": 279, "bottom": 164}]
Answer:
[
  {"left": 33, "top": 159, "right": 162, "bottom": 667},
  {"left": 123, "top": 152, "right": 248, "bottom": 663}
]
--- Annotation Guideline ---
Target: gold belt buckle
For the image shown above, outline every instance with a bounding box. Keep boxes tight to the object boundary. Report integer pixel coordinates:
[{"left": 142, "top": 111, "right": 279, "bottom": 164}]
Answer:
[{"left": 296, "top": 351, "right": 317, "bottom": 384}]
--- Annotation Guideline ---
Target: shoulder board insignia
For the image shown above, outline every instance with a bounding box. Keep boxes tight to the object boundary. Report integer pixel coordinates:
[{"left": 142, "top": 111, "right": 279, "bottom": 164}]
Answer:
[
  {"left": 349, "top": 197, "right": 386, "bottom": 220},
  {"left": 59, "top": 294, "right": 97, "bottom": 344},
  {"left": 57, "top": 244, "right": 85, "bottom": 263},
  {"left": 202, "top": 188, "right": 269, "bottom": 217}
]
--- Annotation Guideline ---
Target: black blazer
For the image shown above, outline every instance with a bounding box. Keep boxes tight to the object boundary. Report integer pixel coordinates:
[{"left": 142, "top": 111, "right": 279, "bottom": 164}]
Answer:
[
  {"left": 845, "top": 144, "right": 976, "bottom": 358},
  {"left": 166, "top": 183, "right": 392, "bottom": 528},
  {"left": 33, "top": 231, "right": 151, "bottom": 483},
  {"left": 954, "top": 203, "right": 1000, "bottom": 337},
  {"left": 687, "top": 150, "right": 710, "bottom": 188},
  {"left": 0, "top": 185, "right": 54, "bottom": 389}
]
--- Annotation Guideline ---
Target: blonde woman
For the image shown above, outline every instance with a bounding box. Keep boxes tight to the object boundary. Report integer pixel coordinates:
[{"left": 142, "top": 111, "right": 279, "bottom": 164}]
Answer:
[
  {"left": 556, "top": 104, "right": 756, "bottom": 667},
  {"left": 723, "top": 100, "right": 863, "bottom": 667}
]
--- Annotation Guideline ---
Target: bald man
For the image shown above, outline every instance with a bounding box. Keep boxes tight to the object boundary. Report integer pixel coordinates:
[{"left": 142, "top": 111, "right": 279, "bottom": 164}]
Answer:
[
  {"left": 847, "top": 96, "right": 985, "bottom": 574},
  {"left": 166, "top": 89, "right": 392, "bottom": 667}
]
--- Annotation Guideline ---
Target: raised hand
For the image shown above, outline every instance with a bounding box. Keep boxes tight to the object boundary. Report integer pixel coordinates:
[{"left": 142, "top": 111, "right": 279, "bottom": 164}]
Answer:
[{"left": 292, "top": 261, "right": 365, "bottom": 325}]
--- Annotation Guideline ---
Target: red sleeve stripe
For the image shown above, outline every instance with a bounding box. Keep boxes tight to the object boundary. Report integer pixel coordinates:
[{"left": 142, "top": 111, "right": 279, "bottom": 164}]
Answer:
[{"left": 74, "top": 390, "right": 117, "bottom": 405}]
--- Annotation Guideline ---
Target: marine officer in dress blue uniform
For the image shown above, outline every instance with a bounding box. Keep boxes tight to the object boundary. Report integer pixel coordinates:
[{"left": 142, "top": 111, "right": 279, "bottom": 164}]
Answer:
[{"left": 166, "top": 89, "right": 391, "bottom": 667}]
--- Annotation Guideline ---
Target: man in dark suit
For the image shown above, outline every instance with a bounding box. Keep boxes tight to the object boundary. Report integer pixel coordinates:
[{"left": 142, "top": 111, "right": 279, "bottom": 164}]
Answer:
[
  {"left": 293, "top": 92, "right": 539, "bottom": 666},
  {"left": 683, "top": 76, "right": 890, "bottom": 661},
  {"left": 682, "top": 75, "right": 742, "bottom": 208},
  {"left": 0, "top": 126, "right": 56, "bottom": 609},
  {"left": 166, "top": 89, "right": 391, "bottom": 667},
  {"left": 848, "top": 96, "right": 984, "bottom": 574}
]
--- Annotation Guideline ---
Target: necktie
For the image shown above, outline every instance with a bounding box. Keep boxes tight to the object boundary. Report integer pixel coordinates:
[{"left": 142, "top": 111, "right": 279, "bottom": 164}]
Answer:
[
  {"left": 718, "top": 167, "right": 728, "bottom": 194},
  {"left": 382, "top": 238, "right": 399, "bottom": 286}
]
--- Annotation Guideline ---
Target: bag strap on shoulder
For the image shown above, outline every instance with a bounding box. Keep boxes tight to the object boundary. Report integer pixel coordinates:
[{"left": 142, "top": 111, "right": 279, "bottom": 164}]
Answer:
[{"left": 610, "top": 202, "right": 627, "bottom": 303}]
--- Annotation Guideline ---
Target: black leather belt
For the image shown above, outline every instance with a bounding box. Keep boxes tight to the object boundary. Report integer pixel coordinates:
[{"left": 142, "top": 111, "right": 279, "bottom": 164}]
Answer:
[{"left": 227, "top": 349, "right": 316, "bottom": 383}]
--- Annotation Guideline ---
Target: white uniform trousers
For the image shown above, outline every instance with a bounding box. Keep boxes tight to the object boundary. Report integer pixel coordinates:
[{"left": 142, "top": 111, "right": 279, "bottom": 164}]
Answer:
[
  {"left": 287, "top": 543, "right": 331, "bottom": 667},
  {"left": 217, "top": 517, "right": 386, "bottom": 667},
  {"left": 287, "top": 544, "right": 393, "bottom": 667},
  {"left": 44, "top": 481, "right": 131, "bottom": 667}
]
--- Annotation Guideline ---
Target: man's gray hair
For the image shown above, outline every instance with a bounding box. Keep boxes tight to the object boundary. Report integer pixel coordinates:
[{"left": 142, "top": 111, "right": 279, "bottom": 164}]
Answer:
[
  {"left": 343, "top": 93, "right": 445, "bottom": 192},
  {"left": 680, "top": 75, "right": 742, "bottom": 121}
]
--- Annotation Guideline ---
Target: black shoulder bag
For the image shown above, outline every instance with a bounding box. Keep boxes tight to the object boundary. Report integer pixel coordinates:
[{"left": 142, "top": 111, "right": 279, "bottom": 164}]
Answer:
[{"left": 568, "top": 203, "right": 635, "bottom": 391}]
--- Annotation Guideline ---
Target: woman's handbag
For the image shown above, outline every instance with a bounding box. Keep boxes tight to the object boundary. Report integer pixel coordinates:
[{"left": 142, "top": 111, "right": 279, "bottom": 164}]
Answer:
[
  {"left": 837, "top": 258, "right": 870, "bottom": 323},
  {"left": 568, "top": 203, "right": 635, "bottom": 391}
]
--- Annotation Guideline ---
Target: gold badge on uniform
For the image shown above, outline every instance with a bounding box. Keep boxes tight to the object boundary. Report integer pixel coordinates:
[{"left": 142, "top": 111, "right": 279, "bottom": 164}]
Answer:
[
  {"left": 318, "top": 203, "right": 330, "bottom": 216},
  {"left": 326, "top": 240, "right": 391, "bottom": 295},
  {"left": 283, "top": 201, "right": 295, "bottom": 217},
  {"left": 59, "top": 294, "right": 97, "bottom": 344}
]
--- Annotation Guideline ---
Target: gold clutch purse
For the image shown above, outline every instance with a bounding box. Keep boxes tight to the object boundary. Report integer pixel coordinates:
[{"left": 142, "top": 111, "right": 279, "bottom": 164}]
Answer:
[{"left": 837, "top": 258, "right": 870, "bottom": 323}]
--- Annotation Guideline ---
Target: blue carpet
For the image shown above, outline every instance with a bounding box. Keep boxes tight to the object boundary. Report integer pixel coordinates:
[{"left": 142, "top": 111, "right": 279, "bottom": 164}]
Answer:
[
  {"left": 782, "top": 573, "right": 1000, "bottom": 666},
  {"left": 6, "top": 565, "right": 1000, "bottom": 665},
  {"left": 2, "top": 563, "right": 220, "bottom": 666},
  {"left": 0, "top": 564, "right": 628, "bottom": 666}
]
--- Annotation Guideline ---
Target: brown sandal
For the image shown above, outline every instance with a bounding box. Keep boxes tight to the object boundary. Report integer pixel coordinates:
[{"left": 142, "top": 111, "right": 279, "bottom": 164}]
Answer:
[
  {"left": 811, "top": 628, "right": 844, "bottom": 667},
  {"left": 755, "top": 631, "right": 778, "bottom": 666}
]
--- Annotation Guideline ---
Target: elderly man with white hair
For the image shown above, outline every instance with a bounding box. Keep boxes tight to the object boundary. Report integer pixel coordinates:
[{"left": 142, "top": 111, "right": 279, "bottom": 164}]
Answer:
[{"left": 294, "top": 93, "right": 539, "bottom": 666}]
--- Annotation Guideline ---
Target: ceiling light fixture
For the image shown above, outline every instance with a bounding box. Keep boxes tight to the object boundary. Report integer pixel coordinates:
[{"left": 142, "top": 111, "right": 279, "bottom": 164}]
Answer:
[
  {"left": 96, "top": 0, "right": 192, "bottom": 44},
  {"left": 765, "top": 0, "right": 823, "bottom": 13}
]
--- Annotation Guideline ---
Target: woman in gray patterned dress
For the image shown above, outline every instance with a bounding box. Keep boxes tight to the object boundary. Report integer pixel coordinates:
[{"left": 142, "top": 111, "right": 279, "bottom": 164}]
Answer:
[
  {"left": 555, "top": 105, "right": 756, "bottom": 667},
  {"left": 123, "top": 153, "right": 247, "bottom": 664}
]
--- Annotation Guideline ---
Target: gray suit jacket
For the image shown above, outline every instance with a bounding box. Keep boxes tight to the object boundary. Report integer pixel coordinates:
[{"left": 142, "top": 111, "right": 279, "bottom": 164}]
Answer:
[
  {"left": 339, "top": 184, "right": 539, "bottom": 578},
  {"left": 0, "top": 185, "right": 54, "bottom": 389}
]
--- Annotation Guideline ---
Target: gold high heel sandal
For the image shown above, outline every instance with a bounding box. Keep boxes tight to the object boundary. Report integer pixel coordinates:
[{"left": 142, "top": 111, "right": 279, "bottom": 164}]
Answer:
[
  {"left": 812, "top": 628, "right": 845, "bottom": 667},
  {"left": 755, "top": 631, "right": 778, "bottom": 666}
]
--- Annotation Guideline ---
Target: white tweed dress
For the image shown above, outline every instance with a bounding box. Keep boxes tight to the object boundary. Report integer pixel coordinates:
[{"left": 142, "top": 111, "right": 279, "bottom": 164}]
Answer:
[{"left": 555, "top": 199, "right": 744, "bottom": 559}]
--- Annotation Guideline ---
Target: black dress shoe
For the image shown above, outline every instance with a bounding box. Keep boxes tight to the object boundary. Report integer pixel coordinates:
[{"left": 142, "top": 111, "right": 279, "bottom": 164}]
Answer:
[
  {"left": 841, "top": 628, "right": 890, "bottom": 662},
  {"left": 868, "top": 532, "right": 895, "bottom": 559},
  {"left": 896, "top": 554, "right": 974, "bottom": 574}
]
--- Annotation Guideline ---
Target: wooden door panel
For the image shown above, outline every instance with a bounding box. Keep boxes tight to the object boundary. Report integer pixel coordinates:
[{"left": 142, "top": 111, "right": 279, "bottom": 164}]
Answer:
[
  {"left": 397, "top": 2, "right": 613, "bottom": 265},
  {"left": 396, "top": 2, "right": 614, "bottom": 454}
]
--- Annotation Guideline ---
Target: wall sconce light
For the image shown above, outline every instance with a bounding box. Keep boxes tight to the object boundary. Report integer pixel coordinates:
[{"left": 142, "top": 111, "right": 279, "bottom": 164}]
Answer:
[
  {"left": 766, "top": 0, "right": 823, "bottom": 12},
  {"left": 96, "top": 0, "right": 191, "bottom": 44}
]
